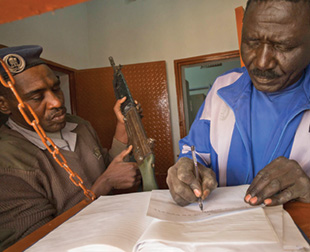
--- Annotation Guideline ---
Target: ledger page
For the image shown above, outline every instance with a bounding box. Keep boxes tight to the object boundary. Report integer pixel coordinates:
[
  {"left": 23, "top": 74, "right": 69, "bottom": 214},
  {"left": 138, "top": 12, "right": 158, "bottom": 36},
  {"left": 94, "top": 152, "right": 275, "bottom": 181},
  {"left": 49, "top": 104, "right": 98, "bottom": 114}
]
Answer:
[
  {"left": 147, "top": 184, "right": 260, "bottom": 222},
  {"left": 26, "top": 192, "right": 153, "bottom": 252},
  {"left": 136, "top": 207, "right": 280, "bottom": 252}
]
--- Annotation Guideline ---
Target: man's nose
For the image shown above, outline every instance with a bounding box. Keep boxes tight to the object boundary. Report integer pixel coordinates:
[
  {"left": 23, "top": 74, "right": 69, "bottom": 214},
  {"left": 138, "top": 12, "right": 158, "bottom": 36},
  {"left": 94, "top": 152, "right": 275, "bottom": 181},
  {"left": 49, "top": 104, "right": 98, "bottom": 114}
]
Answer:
[
  {"left": 255, "top": 44, "right": 276, "bottom": 70},
  {"left": 46, "top": 91, "right": 62, "bottom": 109}
]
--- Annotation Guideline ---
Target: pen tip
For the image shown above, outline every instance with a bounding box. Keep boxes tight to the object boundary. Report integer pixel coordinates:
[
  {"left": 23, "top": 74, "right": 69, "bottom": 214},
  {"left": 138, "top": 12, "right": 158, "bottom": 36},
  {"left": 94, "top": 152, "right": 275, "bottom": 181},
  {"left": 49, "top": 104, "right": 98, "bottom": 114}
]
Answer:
[{"left": 199, "top": 202, "right": 203, "bottom": 212}]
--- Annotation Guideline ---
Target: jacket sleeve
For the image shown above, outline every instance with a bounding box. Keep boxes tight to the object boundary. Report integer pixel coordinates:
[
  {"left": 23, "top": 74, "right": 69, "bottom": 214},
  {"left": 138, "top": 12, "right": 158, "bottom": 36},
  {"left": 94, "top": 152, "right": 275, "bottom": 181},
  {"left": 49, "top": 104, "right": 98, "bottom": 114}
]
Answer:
[{"left": 178, "top": 99, "right": 213, "bottom": 168}]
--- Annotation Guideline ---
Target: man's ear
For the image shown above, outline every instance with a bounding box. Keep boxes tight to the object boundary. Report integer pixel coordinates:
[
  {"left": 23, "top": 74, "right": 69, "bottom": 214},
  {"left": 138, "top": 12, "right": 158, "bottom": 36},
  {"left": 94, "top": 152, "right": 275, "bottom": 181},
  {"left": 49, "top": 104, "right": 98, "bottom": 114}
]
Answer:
[{"left": 0, "top": 96, "right": 11, "bottom": 115}]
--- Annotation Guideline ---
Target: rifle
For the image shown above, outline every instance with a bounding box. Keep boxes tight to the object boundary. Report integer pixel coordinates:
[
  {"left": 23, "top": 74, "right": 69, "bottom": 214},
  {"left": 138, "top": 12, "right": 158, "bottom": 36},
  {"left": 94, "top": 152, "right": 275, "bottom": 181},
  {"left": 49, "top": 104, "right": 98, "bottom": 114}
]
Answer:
[{"left": 109, "top": 56, "right": 158, "bottom": 191}]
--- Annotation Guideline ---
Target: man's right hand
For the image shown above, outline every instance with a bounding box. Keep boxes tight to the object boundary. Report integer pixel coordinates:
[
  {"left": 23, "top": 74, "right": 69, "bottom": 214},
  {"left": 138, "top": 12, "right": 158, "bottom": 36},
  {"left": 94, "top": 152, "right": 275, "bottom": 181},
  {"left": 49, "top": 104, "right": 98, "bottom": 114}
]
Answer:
[
  {"left": 91, "top": 145, "right": 141, "bottom": 197},
  {"left": 166, "top": 157, "right": 218, "bottom": 206}
]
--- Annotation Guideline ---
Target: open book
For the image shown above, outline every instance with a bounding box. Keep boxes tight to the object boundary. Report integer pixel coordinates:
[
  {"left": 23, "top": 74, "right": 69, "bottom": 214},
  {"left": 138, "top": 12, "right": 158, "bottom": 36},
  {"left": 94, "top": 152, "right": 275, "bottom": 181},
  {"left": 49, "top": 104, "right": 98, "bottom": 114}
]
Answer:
[{"left": 26, "top": 185, "right": 309, "bottom": 252}]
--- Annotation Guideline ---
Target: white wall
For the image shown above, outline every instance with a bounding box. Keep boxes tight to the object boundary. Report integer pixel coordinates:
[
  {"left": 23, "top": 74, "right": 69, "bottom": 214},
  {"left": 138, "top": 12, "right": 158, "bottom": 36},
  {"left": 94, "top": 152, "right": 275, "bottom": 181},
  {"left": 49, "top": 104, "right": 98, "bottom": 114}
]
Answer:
[
  {"left": 0, "top": 3, "right": 90, "bottom": 69},
  {"left": 0, "top": 0, "right": 247, "bottom": 160}
]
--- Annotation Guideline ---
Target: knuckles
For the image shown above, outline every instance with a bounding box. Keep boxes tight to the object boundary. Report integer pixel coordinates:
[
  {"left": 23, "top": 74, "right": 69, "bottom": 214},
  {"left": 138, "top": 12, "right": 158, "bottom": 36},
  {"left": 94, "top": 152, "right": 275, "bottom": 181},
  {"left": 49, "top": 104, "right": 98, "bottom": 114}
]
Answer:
[
  {"left": 269, "top": 179, "right": 281, "bottom": 189},
  {"left": 178, "top": 172, "right": 192, "bottom": 184},
  {"left": 203, "top": 177, "right": 218, "bottom": 190},
  {"left": 281, "top": 189, "right": 293, "bottom": 200}
]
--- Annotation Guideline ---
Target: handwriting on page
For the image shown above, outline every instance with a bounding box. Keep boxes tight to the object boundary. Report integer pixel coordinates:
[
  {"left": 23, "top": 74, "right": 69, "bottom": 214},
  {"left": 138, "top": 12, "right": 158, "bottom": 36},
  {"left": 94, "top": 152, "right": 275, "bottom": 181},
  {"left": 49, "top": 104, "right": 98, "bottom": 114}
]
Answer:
[{"left": 147, "top": 185, "right": 262, "bottom": 222}]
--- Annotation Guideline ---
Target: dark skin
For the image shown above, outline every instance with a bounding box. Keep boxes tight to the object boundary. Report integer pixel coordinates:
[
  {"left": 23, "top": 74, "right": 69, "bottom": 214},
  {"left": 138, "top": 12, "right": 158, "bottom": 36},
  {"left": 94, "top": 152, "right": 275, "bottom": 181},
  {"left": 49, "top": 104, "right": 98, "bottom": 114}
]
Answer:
[
  {"left": 242, "top": 0, "right": 310, "bottom": 206},
  {"left": 166, "top": 0, "right": 310, "bottom": 207},
  {"left": 241, "top": 1, "right": 310, "bottom": 93},
  {"left": 0, "top": 65, "right": 67, "bottom": 132},
  {"left": 0, "top": 64, "right": 141, "bottom": 196}
]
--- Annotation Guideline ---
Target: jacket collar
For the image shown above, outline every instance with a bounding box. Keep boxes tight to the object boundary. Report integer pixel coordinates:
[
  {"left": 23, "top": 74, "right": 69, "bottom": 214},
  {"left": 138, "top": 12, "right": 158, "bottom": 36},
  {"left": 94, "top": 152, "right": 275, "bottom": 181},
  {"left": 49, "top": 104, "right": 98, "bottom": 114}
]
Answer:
[
  {"left": 218, "top": 65, "right": 310, "bottom": 113},
  {"left": 6, "top": 117, "right": 78, "bottom": 151}
]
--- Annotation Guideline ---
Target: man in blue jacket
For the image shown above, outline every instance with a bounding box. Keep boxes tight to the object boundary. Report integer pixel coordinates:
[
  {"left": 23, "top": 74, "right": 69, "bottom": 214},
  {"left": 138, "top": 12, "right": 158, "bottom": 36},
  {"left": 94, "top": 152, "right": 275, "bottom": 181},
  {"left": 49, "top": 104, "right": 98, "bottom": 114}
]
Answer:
[{"left": 167, "top": 0, "right": 310, "bottom": 207}]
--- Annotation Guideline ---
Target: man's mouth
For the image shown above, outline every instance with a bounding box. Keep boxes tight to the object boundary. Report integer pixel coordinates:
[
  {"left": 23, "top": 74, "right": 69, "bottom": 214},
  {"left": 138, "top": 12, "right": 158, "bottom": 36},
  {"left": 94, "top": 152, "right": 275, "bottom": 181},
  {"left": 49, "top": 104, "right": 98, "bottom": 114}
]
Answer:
[
  {"left": 253, "top": 75, "right": 274, "bottom": 84},
  {"left": 250, "top": 68, "right": 281, "bottom": 80},
  {"left": 50, "top": 108, "right": 67, "bottom": 122},
  {"left": 250, "top": 68, "right": 282, "bottom": 86}
]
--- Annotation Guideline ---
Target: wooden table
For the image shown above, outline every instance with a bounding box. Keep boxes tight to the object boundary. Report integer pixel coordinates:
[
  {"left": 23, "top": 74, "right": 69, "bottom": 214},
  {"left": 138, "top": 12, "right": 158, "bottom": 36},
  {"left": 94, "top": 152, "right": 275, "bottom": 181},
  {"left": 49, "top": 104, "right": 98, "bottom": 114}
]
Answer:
[
  {"left": 284, "top": 201, "right": 310, "bottom": 240},
  {"left": 4, "top": 200, "right": 310, "bottom": 252}
]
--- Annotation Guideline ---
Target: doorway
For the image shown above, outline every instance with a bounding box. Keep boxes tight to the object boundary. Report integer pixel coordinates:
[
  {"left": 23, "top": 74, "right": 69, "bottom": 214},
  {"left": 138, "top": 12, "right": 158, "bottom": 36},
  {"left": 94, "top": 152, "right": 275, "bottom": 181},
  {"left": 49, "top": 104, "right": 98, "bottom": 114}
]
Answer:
[{"left": 174, "top": 50, "right": 241, "bottom": 139}]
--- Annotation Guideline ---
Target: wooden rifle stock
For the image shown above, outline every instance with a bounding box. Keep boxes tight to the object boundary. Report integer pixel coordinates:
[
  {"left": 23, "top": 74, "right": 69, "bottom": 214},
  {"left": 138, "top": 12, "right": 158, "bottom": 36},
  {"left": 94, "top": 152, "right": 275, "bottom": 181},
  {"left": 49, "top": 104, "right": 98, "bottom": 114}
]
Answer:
[{"left": 109, "top": 56, "right": 158, "bottom": 191}]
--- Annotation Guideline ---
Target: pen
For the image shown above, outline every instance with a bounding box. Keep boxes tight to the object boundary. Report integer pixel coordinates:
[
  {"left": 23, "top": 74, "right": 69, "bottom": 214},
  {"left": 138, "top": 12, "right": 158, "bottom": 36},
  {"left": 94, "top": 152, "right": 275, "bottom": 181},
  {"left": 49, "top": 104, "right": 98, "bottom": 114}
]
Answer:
[{"left": 191, "top": 146, "right": 203, "bottom": 211}]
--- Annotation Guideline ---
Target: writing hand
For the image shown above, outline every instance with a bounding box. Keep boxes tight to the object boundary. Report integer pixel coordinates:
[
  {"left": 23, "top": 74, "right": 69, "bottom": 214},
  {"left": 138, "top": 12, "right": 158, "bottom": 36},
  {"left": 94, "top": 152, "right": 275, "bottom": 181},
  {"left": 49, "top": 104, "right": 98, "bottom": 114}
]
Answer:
[
  {"left": 166, "top": 157, "right": 217, "bottom": 206},
  {"left": 245, "top": 156, "right": 310, "bottom": 206}
]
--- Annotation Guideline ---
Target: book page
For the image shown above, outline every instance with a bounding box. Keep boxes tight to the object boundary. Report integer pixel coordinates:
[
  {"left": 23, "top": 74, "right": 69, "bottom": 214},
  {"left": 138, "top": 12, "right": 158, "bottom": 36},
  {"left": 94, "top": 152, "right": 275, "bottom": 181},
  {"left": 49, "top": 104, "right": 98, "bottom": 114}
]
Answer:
[
  {"left": 135, "top": 207, "right": 281, "bottom": 252},
  {"left": 282, "top": 210, "right": 310, "bottom": 250},
  {"left": 26, "top": 192, "right": 153, "bottom": 252},
  {"left": 25, "top": 186, "right": 309, "bottom": 252},
  {"left": 147, "top": 184, "right": 261, "bottom": 222}
]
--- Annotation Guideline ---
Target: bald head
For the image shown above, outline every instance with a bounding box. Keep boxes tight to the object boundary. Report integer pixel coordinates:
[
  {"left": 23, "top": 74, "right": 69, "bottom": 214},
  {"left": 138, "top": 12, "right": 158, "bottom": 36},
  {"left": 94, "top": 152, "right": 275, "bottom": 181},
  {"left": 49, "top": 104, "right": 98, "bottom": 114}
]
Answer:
[
  {"left": 245, "top": 0, "right": 310, "bottom": 15},
  {"left": 241, "top": 0, "right": 310, "bottom": 92}
]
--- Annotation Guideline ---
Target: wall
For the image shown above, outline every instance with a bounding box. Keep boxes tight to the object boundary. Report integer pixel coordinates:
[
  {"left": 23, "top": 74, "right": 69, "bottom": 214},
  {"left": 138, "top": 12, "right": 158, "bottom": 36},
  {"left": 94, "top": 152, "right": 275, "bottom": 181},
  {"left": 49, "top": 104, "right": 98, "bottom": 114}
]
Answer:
[
  {"left": 0, "top": 0, "right": 247, "bottom": 160},
  {"left": 0, "top": 3, "right": 90, "bottom": 69}
]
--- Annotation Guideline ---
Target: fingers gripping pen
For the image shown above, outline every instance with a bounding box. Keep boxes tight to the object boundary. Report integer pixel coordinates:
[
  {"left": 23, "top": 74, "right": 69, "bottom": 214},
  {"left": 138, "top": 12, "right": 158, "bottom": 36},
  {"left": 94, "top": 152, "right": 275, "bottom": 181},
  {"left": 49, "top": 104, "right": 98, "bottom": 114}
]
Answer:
[{"left": 191, "top": 146, "right": 204, "bottom": 211}]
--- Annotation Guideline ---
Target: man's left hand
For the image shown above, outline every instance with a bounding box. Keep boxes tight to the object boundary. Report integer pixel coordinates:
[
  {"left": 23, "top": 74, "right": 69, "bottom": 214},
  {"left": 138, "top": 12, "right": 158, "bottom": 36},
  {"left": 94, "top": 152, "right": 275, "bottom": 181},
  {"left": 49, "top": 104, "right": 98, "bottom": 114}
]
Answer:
[
  {"left": 113, "top": 97, "right": 128, "bottom": 144},
  {"left": 114, "top": 97, "right": 126, "bottom": 125},
  {"left": 245, "top": 156, "right": 310, "bottom": 206}
]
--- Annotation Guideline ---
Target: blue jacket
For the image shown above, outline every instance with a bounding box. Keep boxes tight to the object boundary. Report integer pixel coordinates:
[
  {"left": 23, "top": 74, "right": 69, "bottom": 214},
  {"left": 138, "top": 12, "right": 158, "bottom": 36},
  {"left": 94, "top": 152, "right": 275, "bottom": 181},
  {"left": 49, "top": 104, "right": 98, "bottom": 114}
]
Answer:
[{"left": 179, "top": 66, "right": 310, "bottom": 186}]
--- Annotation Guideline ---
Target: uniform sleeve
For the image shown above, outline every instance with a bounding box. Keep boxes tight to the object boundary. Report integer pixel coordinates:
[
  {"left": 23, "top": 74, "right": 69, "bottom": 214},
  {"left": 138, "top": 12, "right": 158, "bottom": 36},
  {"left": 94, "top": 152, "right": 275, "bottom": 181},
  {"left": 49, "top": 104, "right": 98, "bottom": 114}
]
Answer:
[
  {"left": 81, "top": 119, "right": 127, "bottom": 166},
  {"left": 0, "top": 174, "right": 56, "bottom": 250},
  {"left": 108, "top": 137, "right": 127, "bottom": 160}
]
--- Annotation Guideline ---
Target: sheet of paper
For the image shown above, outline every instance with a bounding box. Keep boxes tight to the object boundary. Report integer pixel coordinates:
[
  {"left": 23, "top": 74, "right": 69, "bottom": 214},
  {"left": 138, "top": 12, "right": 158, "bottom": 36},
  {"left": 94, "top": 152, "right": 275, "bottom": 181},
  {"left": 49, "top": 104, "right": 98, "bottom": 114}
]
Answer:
[
  {"left": 135, "top": 207, "right": 281, "bottom": 252},
  {"left": 282, "top": 210, "right": 310, "bottom": 250},
  {"left": 26, "top": 192, "right": 153, "bottom": 252},
  {"left": 264, "top": 206, "right": 284, "bottom": 243},
  {"left": 264, "top": 206, "right": 309, "bottom": 251},
  {"left": 145, "top": 189, "right": 310, "bottom": 252},
  {"left": 147, "top": 184, "right": 261, "bottom": 222},
  {"left": 25, "top": 187, "right": 309, "bottom": 252}
]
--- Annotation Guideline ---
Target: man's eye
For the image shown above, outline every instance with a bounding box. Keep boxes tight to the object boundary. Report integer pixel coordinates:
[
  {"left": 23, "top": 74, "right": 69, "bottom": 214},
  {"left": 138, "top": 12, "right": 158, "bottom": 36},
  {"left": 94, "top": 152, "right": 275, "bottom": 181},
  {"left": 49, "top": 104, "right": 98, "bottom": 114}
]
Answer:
[
  {"left": 53, "top": 86, "right": 61, "bottom": 92},
  {"left": 274, "top": 44, "right": 293, "bottom": 52},
  {"left": 247, "top": 40, "right": 260, "bottom": 48},
  {"left": 31, "top": 95, "right": 43, "bottom": 101},
  {"left": 243, "top": 38, "right": 260, "bottom": 48}
]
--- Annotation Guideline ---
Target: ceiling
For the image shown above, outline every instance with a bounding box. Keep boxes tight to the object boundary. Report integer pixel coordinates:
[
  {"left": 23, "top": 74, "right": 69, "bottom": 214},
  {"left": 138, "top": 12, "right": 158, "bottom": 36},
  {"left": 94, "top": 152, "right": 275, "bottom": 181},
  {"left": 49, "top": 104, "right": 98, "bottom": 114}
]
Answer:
[{"left": 0, "top": 0, "right": 91, "bottom": 25}]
